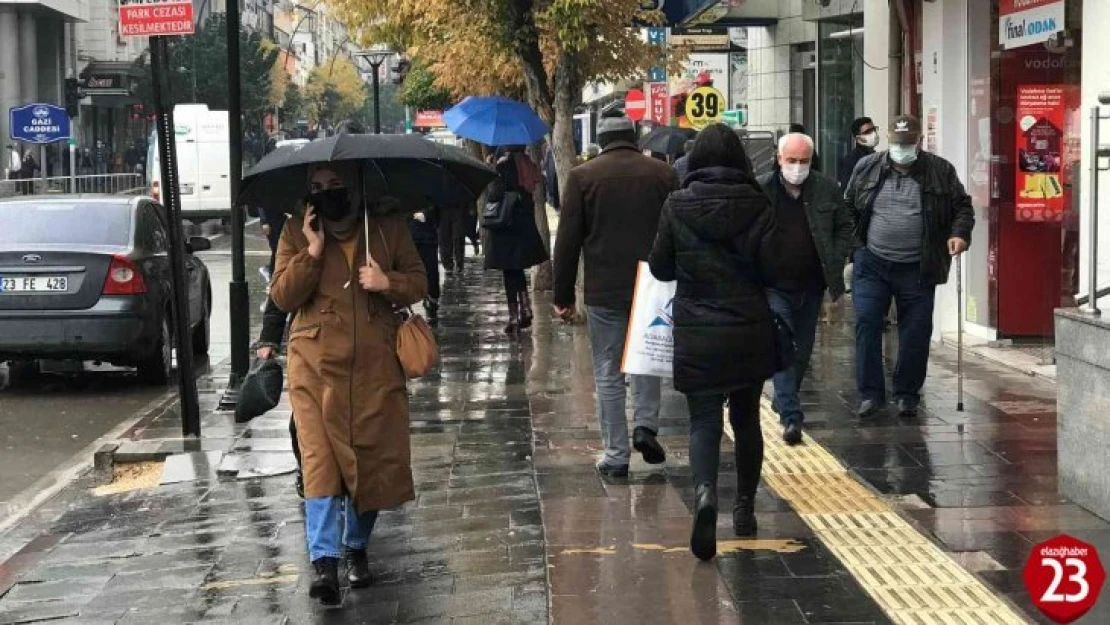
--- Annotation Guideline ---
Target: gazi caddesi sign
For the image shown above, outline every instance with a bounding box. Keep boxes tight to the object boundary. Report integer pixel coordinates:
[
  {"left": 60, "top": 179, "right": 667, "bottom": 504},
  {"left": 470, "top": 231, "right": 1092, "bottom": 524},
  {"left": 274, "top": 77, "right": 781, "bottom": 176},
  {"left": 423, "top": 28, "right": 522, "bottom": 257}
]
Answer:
[
  {"left": 999, "top": 0, "right": 1064, "bottom": 50},
  {"left": 119, "top": 0, "right": 195, "bottom": 38}
]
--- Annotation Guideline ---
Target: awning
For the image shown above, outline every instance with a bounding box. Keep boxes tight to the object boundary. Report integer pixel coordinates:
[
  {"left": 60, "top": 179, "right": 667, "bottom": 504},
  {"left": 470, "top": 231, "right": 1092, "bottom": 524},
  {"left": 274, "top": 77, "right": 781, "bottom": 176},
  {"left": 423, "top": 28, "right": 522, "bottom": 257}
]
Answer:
[
  {"left": 80, "top": 62, "right": 145, "bottom": 107},
  {"left": 680, "top": 0, "right": 779, "bottom": 27}
]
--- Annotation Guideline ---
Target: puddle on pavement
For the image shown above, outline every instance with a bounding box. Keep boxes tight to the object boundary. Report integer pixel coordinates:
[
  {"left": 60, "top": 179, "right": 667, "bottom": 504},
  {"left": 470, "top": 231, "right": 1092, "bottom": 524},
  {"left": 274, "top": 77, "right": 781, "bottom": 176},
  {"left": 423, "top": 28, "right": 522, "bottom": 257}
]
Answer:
[{"left": 91, "top": 460, "right": 164, "bottom": 496}]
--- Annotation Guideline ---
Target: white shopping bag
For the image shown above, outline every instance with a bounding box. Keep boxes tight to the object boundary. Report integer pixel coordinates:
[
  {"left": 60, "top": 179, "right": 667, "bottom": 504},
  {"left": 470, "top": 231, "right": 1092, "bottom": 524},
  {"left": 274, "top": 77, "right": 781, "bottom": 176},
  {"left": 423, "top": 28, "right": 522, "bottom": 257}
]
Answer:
[{"left": 621, "top": 262, "right": 677, "bottom": 378}]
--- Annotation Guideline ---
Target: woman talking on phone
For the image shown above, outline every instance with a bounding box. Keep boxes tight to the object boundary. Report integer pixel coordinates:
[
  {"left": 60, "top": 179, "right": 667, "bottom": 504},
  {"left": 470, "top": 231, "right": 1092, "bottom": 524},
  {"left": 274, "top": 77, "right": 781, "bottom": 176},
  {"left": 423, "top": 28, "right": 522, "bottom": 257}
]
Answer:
[{"left": 270, "top": 163, "right": 427, "bottom": 606}]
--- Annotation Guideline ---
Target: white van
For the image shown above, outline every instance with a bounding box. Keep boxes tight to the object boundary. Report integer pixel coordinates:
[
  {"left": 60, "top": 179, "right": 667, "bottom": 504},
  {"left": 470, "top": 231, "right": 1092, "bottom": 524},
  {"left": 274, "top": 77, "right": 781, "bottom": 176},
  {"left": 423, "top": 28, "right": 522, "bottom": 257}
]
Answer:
[{"left": 147, "top": 104, "right": 231, "bottom": 222}]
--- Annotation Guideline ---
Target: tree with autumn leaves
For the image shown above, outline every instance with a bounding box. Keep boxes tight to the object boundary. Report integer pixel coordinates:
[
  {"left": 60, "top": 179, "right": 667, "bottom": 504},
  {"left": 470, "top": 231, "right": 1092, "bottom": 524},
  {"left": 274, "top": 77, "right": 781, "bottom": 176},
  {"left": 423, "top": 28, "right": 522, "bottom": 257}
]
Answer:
[{"left": 327, "top": 0, "right": 679, "bottom": 289}]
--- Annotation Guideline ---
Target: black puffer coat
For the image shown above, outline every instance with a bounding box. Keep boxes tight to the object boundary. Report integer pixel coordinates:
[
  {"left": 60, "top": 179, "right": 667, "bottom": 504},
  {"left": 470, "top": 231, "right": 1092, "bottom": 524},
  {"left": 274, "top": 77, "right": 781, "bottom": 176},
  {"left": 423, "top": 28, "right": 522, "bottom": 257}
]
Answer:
[
  {"left": 649, "top": 166, "right": 778, "bottom": 395},
  {"left": 483, "top": 156, "right": 549, "bottom": 271}
]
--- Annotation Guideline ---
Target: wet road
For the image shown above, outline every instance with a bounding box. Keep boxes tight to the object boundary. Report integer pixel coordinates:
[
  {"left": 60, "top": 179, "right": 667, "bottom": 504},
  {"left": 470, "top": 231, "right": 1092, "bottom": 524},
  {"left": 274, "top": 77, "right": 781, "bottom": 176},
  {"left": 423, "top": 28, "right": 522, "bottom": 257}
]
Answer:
[{"left": 0, "top": 224, "right": 271, "bottom": 515}]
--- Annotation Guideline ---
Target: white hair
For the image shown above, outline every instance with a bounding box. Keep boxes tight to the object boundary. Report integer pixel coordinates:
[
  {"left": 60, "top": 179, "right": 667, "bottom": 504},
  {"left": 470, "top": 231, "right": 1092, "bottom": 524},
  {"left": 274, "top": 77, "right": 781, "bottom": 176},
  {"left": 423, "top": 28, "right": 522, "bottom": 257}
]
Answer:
[{"left": 778, "top": 132, "right": 815, "bottom": 157}]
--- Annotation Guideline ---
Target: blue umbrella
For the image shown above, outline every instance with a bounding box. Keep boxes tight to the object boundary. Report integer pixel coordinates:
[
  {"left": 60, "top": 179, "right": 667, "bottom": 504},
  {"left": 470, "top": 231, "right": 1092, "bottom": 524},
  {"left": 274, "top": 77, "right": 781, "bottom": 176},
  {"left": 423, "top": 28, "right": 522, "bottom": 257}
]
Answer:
[{"left": 444, "top": 96, "right": 550, "bottom": 147}]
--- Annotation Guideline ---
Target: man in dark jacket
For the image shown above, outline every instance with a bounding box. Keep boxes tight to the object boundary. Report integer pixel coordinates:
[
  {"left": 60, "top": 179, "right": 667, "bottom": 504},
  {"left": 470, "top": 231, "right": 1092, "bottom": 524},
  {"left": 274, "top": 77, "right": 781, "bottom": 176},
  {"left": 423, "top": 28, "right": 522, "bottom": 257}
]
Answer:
[
  {"left": 542, "top": 142, "right": 559, "bottom": 211},
  {"left": 409, "top": 205, "right": 441, "bottom": 323},
  {"left": 845, "top": 115, "right": 974, "bottom": 418},
  {"left": 438, "top": 199, "right": 467, "bottom": 274},
  {"left": 759, "top": 132, "right": 853, "bottom": 445},
  {"left": 837, "top": 116, "right": 878, "bottom": 189},
  {"left": 552, "top": 112, "right": 679, "bottom": 477}
]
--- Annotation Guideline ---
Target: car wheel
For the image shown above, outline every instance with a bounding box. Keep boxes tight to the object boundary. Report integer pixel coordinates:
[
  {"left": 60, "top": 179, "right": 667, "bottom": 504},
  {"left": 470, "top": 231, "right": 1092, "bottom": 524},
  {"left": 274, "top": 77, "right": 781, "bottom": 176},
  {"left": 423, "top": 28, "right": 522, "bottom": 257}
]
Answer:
[{"left": 138, "top": 317, "right": 173, "bottom": 386}]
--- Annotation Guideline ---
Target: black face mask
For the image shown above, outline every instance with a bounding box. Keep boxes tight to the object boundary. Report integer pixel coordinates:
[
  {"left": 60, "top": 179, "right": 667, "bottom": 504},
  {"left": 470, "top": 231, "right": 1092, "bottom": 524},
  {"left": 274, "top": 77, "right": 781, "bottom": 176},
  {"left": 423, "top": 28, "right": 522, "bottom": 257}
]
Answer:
[{"left": 308, "top": 187, "right": 352, "bottom": 221}]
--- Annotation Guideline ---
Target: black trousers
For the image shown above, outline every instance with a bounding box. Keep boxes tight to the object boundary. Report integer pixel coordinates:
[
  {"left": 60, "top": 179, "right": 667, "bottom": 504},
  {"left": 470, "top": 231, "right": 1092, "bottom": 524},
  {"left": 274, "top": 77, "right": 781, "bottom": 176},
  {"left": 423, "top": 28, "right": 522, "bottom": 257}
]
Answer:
[
  {"left": 416, "top": 242, "right": 440, "bottom": 300},
  {"left": 686, "top": 385, "right": 763, "bottom": 498},
  {"left": 503, "top": 269, "right": 527, "bottom": 303},
  {"left": 438, "top": 209, "right": 466, "bottom": 271}
]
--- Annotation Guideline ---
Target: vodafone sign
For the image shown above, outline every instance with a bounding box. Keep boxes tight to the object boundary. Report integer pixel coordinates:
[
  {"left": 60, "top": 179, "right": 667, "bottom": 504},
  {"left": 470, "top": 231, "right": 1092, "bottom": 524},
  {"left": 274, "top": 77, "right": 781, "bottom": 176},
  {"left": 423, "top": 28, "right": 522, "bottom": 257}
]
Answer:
[
  {"left": 119, "top": 0, "right": 195, "bottom": 38},
  {"left": 625, "top": 89, "right": 647, "bottom": 122}
]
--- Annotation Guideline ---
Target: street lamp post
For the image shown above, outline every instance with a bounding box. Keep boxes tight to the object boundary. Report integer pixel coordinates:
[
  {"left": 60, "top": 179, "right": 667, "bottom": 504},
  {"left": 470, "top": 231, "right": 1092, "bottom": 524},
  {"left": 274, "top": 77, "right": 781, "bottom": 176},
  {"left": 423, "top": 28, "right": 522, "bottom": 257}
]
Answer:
[{"left": 354, "top": 49, "right": 392, "bottom": 134}]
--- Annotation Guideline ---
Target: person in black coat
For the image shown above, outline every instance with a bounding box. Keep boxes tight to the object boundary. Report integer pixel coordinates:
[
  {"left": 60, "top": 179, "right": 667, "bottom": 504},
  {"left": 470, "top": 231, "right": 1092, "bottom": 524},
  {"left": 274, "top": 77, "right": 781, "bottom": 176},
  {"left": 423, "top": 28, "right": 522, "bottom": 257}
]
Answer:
[
  {"left": 483, "top": 145, "right": 549, "bottom": 335},
  {"left": 837, "top": 116, "right": 877, "bottom": 189},
  {"left": 649, "top": 123, "right": 778, "bottom": 561},
  {"left": 409, "top": 204, "right": 441, "bottom": 323}
]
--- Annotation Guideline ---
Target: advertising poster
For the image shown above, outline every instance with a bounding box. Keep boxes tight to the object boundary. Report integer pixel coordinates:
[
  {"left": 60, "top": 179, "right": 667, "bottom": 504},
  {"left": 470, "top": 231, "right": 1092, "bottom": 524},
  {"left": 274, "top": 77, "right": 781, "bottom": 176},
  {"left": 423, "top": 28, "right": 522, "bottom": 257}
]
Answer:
[
  {"left": 999, "top": 0, "right": 1064, "bottom": 50},
  {"left": 647, "top": 82, "right": 670, "bottom": 125},
  {"left": 1015, "top": 84, "right": 1066, "bottom": 222},
  {"left": 668, "top": 53, "right": 729, "bottom": 128}
]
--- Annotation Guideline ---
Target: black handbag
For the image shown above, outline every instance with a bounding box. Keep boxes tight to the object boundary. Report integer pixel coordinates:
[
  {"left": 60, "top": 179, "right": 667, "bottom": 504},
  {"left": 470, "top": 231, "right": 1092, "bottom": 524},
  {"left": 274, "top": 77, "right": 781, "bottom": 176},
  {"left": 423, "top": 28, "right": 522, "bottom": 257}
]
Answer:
[
  {"left": 481, "top": 190, "right": 518, "bottom": 230},
  {"left": 234, "top": 358, "right": 284, "bottom": 423}
]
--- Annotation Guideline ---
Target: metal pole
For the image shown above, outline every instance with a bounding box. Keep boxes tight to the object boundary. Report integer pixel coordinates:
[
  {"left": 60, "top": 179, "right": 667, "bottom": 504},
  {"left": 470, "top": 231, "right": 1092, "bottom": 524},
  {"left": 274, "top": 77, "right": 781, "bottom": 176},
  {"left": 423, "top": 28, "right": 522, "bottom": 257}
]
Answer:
[
  {"left": 68, "top": 142, "right": 76, "bottom": 193},
  {"left": 151, "top": 37, "right": 201, "bottom": 437},
  {"left": 1083, "top": 106, "right": 1102, "bottom": 316},
  {"left": 38, "top": 144, "right": 46, "bottom": 192},
  {"left": 372, "top": 62, "right": 381, "bottom": 134},
  {"left": 956, "top": 254, "right": 964, "bottom": 412},
  {"left": 226, "top": 0, "right": 250, "bottom": 390}
]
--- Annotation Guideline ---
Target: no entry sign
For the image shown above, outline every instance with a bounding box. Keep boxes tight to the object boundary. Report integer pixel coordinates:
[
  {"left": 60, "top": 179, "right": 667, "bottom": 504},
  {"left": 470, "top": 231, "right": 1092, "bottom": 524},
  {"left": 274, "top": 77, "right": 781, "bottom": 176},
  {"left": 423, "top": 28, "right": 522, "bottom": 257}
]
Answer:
[
  {"left": 625, "top": 89, "right": 647, "bottom": 122},
  {"left": 119, "top": 0, "right": 195, "bottom": 38}
]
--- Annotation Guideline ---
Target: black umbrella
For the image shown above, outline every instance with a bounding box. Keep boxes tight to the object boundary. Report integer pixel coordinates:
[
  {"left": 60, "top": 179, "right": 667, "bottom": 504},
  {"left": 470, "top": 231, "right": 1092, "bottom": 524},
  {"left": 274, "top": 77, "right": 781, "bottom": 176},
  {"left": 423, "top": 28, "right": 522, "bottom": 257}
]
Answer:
[
  {"left": 639, "top": 126, "right": 697, "bottom": 157},
  {"left": 240, "top": 133, "right": 497, "bottom": 214}
]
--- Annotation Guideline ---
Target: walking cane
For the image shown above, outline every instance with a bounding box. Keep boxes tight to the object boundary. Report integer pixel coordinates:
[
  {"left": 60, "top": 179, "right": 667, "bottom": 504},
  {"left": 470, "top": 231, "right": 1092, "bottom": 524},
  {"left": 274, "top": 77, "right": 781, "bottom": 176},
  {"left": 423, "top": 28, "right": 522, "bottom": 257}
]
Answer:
[{"left": 956, "top": 253, "right": 965, "bottom": 412}]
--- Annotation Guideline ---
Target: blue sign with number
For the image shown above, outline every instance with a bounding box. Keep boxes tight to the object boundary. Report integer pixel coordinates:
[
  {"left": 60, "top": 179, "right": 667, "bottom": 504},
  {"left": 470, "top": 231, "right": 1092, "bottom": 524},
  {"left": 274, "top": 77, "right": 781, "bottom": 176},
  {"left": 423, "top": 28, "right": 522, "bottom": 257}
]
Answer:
[{"left": 9, "top": 103, "right": 70, "bottom": 144}]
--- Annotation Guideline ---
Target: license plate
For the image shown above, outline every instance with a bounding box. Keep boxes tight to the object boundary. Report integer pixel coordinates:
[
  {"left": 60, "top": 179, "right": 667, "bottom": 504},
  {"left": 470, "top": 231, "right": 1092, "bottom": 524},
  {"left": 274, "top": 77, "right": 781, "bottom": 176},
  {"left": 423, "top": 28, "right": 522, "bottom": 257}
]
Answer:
[{"left": 0, "top": 276, "right": 68, "bottom": 293}]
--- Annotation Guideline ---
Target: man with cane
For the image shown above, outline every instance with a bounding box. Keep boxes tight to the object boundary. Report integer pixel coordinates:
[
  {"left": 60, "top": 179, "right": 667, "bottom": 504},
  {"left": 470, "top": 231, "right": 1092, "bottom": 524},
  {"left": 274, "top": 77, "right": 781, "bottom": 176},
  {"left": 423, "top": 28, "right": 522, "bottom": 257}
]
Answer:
[{"left": 844, "top": 115, "right": 975, "bottom": 418}]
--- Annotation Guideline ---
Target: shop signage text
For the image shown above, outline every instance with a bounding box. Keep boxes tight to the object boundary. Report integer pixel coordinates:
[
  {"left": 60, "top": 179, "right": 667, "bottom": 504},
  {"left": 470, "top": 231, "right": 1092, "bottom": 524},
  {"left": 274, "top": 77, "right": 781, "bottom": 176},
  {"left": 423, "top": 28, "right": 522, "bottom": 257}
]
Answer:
[
  {"left": 119, "top": 0, "right": 195, "bottom": 38},
  {"left": 1014, "top": 84, "right": 1070, "bottom": 222},
  {"left": 670, "top": 26, "right": 729, "bottom": 50},
  {"left": 999, "top": 0, "right": 1063, "bottom": 50},
  {"left": 647, "top": 83, "right": 670, "bottom": 125},
  {"left": 9, "top": 103, "right": 71, "bottom": 144}
]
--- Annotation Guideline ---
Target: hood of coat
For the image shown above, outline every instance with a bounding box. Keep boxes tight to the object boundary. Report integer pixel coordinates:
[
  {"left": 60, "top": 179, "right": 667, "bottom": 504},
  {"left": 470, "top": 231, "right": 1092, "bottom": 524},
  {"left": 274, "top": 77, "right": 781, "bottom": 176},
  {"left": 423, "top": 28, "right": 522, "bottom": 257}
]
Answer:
[{"left": 668, "top": 166, "right": 769, "bottom": 242}]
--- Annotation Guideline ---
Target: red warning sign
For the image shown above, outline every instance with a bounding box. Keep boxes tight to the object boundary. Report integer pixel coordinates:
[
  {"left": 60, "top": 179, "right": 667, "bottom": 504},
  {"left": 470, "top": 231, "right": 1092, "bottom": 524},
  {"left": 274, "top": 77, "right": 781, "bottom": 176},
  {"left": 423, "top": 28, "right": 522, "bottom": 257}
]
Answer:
[
  {"left": 1024, "top": 534, "right": 1106, "bottom": 623},
  {"left": 119, "top": 1, "right": 195, "bottom": 38}
]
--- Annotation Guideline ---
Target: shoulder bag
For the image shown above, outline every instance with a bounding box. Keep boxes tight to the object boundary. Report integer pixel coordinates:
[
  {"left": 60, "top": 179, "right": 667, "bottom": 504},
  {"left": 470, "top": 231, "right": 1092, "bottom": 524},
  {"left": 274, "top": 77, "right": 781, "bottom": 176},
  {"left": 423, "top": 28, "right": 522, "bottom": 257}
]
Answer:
[
  {"left": 481, "top": 190, "right": 518, "bottom": 230},
  {"left": 376, "top": 224, "right": 439, "bottom": 379}
]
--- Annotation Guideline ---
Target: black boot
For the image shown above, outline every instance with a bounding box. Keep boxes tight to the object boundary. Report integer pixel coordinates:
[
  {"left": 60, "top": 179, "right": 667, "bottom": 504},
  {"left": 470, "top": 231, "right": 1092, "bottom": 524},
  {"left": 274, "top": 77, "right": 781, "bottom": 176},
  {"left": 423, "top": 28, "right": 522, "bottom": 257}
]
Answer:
[
  {"left": 424, "top": 297, "right": 440, "bottom": 325},
  {"left": 504, "top": 300, "right": 520, "bottom": 336},
  {"left": 733, "top": 494, "right": 757, "bottom": 537},
  {"left": 309, "top": 557, "right": 341, "bottom": 605},
  {"left": 518, "top": 291, "right": 534, "bottom": 330},
  {"left": 690, "top": 483, "right": 718, "bottom": 561},
  {"left": 345, "top": 548, "right": 372, "bottom": 588}
]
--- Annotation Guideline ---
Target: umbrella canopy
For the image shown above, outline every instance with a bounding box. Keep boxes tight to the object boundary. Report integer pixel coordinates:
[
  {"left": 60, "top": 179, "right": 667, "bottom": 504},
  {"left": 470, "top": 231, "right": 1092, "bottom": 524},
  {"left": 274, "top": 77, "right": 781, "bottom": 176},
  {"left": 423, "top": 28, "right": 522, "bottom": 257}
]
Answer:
[
  {"left": 639, "top": 126, "right": 697, "bottom": 157},
  {"left": 443, "top": 96, "right": 549, "bottom": 147},
  {"left": 240, "top": 133, "right": 497, "bottom": 214}
]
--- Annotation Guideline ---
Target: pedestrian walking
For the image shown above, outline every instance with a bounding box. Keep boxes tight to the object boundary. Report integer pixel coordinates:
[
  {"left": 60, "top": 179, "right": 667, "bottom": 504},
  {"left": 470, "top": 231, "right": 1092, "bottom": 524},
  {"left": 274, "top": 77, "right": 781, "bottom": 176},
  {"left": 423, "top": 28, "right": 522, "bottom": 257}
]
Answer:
[
  {"left": 542, "top": 141, "right": 560, "bottom": 212},
  {"left": 438, "top": 198, "right": 467, "bottom": 275},
  {"left": 672, "top": 139, "right": 695, "bottom": 181},
  {"left": 844, "top": 114, "right": 974, "bottom": 419},
  {"left": 759, "top": 133, "right": 854, "bottom": 445},
  {"left": 552, "top": 111, "right": 678, "bottom": 477},
  {"left": 410, "top": 205, "right": 442, "bottom": 323},
  {"left": 19, "top": 150, "right": 39, "bottom": 195},
  {"left": 270, "top": 163, "right": 427, "bottom": 606},
  {"left": 649, "top": 124, "right": 779, "bottom": 560},
  {"left": 483, "top": 145, "right": 548, "bottom": 336},
  {"left": 838, "top": 116, "right": 878, "bottom": 189},
  {"left": 788, "top": 123, "right": 821, "bottom": 171},
  {"left": 258, "top": 205, "right": 287, "bottom": 280}
]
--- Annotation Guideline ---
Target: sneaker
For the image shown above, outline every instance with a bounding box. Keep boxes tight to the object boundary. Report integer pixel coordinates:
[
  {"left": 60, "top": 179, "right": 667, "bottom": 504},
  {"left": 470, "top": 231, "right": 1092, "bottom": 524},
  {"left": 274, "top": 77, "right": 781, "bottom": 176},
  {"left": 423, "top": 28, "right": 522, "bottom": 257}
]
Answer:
[
  {"left": 782, "top": 421, "right": 803, "bottom": 446},
  {"left": 632, "top": 427, "right": 666, "bottom": 465},
  {"left": 345, "top": 548, "right": 372, "bottom": 588},
  {"left": 857, "top": 399, "right": 885, "bottom": 419},
  {"left": 897, "top": 397, "right": 919, "bottom": 418},
  {"left": 690, "top": 483, "right": 718, "bottom": 561},
  {"left": 595, "top": 459, "right": 629, "bottom": 478},
  {"left": 733, "top": 495, "right": 757, "bottom": 537},
  {"left": 309, "top": 557, "right": 340, "bottom": 605}
]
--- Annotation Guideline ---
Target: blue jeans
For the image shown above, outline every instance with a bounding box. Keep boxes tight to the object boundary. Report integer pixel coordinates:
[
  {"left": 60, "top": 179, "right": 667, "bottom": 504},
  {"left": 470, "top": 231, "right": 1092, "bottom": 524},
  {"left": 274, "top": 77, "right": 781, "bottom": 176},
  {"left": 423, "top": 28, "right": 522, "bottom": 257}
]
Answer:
[
  {"left": 852, "top": 248, "right": 936, "bottom": 404},
  {"left": 767, "top": 287, "right": 824, "bottom": 425},
  {"left": 585, "top": 305, "right": 662, "bottom": 466},
  {"left": 305, "top": 496, "right": 378, "bottom": 562}
]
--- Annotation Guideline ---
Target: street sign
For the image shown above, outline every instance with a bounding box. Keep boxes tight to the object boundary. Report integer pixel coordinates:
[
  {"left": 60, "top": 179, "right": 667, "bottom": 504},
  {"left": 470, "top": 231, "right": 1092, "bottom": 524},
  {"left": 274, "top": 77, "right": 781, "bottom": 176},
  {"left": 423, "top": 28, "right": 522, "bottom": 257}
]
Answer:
[
  {"left": 722, "top": 109, "right": 747, "bottom": 128},
  {"left": 647, "top": 83, "right": 669, "bottom": 125},
  {"left": 684, "top": 86, "right": 724, "bottom": 130},
  {"left": 1024, "top": 534, "right": 1106, "bottom": 623},
  {"left": 625, "top": 89, "right": 647, "bottom": 122},
  {"left": 9, "top": 104, "right": 71, "bottom": 144},
  {"left": 119, "top": 0, "right": 195, "bottom": 38}
]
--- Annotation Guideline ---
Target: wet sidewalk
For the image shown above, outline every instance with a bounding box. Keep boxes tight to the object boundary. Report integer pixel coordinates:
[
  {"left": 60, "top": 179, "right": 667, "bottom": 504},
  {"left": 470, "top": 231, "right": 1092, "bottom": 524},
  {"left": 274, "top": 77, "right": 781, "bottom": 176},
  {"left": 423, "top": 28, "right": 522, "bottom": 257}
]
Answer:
[{"left": 0, "top": 260, "right": 1108, "bottom": 624}]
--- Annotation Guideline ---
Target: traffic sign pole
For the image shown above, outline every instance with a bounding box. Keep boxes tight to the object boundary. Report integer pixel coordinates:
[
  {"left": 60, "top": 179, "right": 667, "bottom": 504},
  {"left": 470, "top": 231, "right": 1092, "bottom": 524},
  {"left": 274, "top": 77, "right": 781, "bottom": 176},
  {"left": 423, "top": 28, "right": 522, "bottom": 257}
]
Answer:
[{"left": 146, "top": 22, "right": 201, "bottom": 438}]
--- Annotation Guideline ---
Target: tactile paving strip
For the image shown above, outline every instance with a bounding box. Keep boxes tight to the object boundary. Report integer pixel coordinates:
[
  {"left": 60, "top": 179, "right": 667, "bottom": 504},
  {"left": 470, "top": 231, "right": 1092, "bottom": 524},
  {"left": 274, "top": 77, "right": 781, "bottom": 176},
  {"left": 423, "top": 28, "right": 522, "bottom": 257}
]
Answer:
[{"left": 721, "top": 400, "right": 1030, "bottom": 625}]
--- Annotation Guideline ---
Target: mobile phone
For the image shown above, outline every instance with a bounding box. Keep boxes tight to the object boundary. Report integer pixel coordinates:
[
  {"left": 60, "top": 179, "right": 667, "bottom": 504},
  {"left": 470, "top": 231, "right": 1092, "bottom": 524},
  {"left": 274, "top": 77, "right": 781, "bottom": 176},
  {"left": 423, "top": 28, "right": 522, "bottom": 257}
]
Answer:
[{"left": 304, "top": 195, "right": 320, "bottom": 231}]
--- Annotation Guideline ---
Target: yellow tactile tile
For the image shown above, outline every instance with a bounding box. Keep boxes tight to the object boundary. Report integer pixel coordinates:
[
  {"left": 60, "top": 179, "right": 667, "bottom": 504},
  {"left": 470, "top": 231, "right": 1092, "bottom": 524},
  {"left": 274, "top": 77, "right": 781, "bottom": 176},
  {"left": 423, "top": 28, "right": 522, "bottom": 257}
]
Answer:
[{"left": 721, "top": 399, "right": 1030, "bottom": 624}]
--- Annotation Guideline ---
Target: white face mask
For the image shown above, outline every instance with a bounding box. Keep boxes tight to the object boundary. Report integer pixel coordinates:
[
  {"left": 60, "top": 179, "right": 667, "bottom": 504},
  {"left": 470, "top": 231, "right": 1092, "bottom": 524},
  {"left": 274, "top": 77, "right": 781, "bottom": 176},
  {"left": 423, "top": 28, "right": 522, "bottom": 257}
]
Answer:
[
  {"left": 859, "top": 131, "right": 879, "bottom": 148},
  {"left": 889, "top": 143, "right": 919, "bottom": 166},
  {"left": 781, "top": 163, "right": 811, "bottom": 186}
]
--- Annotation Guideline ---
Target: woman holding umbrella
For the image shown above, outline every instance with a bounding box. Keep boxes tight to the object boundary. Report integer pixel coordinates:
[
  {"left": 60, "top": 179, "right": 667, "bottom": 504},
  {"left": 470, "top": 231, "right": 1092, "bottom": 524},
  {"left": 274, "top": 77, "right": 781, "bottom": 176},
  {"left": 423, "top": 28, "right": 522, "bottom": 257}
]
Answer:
[
  {"left": 270, "top": 162, "right": 427, "bottom": 605},
  {"left": 484, "top": 145, "right": 549, "bottom": 335}
]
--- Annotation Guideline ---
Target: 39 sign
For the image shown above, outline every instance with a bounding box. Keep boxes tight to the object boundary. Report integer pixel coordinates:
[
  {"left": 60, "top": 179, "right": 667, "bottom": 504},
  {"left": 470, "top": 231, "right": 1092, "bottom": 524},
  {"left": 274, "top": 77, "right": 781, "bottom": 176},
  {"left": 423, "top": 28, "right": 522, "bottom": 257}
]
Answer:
[
  {"left": 685, "top": 86, "right": 724, "bottom": 130},
  {"left": 1024, "top": 535, "right": 1106, "bottom": 623}
]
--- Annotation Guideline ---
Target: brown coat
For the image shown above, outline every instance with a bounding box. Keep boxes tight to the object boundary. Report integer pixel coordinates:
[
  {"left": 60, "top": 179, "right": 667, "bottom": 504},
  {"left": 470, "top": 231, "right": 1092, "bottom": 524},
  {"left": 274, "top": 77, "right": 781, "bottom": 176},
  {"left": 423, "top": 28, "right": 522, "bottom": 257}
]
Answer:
[{"left": 271, "top": 213, "right": 427, "bottom": 513}]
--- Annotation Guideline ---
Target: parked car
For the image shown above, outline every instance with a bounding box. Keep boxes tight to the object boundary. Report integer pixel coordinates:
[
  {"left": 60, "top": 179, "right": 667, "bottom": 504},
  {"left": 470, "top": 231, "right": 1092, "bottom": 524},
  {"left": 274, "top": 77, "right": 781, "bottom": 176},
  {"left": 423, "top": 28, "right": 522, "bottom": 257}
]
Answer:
[{"left": 0, "top": 195, "right": 212, "bottom": 384}]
